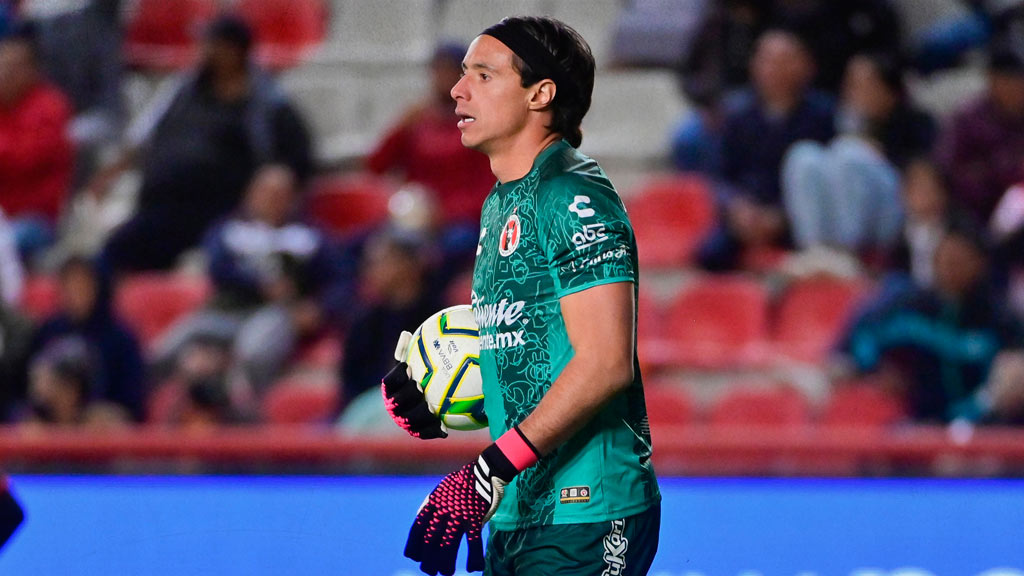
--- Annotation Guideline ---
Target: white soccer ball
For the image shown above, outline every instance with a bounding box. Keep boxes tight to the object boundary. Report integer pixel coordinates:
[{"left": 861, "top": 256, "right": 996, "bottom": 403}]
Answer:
[{"left": 405, "top": 305, "right": 487, "bottom": 431}]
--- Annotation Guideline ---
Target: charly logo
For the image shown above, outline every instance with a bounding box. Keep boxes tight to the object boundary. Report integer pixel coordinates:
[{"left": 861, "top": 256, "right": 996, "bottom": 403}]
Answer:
[
  {"left": 602, "top": 519, "right": 628, "bottom": 576},
  {"left": 569, "top": 195, "right": 595, "bottom": 218},
  {"left": 498, "top": 210, "right": 521, "bottom": 257}
]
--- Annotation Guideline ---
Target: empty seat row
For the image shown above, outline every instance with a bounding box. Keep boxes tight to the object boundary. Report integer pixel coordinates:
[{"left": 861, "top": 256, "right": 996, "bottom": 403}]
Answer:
[
  {"left": 644, "top": 379, "right": 905, "bottom": 430},
  {"left": 640, "top": 274, "right": 873, "bottom": 369}
]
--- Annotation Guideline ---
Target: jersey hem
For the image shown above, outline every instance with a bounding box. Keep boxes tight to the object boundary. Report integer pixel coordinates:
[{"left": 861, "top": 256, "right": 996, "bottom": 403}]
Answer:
[
  {"left": 488, "top": 494, "right": 661, "bottom": 532},
  {"left": 554, "top": 276, "right": 635, "bottom": 300}
]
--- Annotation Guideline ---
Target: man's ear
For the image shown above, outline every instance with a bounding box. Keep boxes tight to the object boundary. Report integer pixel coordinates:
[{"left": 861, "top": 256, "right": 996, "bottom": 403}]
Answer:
[{"left": 528, "top": 79, "right": 556, "bottom": 110}]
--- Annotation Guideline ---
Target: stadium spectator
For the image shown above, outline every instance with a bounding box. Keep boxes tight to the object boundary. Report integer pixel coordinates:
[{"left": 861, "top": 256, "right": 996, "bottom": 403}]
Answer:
[
  {"left": 884, "top": 158, "right": 961, "bottom": 289},
  {"left": 152, "top": 165, "right": 341, "bottom": 397},
  {"left": 366, "top": 42, "right": 494, "bottom": 233},
  {"left": 698, "top": 29, "right": 835, "bottom": 271},
  {"left": 91, "top": 15, "right": 312, "bottom": 272},
  {"left": 936, "top": 37, "right": 1024, "bottom": 224},
  {"left": 21, "top": 0, "right": 123, "bottom": 187},
  {"left": 0, "top": 23, "right": 73, "bottom": 262},
  {"left": 769, "top": 0, "right": 902, "bottom": 93},
  {"left": 836, "top": 223, "right": 1024, "bottom": 423},
  {"left": 671, "top": 0, "right": 770, "bottom": 174},
  {"left": 29, "top": 254, "right": 145, "bottom": 421},
  {"left": 781, "top": 53, "right": 935, "bottom": 252},
  {"left": 339, "top": 228, "right": 439, "bottom": 412},
  {"left": 24, "top": 335, "right": 134, "bottom": 428}
]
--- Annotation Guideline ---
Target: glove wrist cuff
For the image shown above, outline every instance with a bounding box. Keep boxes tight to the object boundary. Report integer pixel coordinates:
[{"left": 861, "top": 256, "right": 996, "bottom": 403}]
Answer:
[{"left": 490, "top": 425, "right": 540, "bottom": 480}]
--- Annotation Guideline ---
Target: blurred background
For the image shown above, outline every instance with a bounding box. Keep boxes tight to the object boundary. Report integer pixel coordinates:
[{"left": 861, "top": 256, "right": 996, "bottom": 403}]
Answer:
[{"left": 0, "top": 0, "right": 1024, "bottom": 573}]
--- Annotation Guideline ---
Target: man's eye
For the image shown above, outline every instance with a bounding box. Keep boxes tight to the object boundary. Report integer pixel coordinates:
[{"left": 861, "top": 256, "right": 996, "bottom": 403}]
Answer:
[{"left": 480, "top": 73, "right": 490, "bottom": 80}]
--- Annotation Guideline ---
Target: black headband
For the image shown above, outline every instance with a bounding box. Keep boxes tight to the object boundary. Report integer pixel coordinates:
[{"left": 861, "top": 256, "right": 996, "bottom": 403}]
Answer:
[{"left": 481, "top": 21, "right": 575, "bottom": 100}]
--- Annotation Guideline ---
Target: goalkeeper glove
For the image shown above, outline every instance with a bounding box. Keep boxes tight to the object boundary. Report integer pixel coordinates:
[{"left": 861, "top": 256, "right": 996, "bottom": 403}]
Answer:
[
  {"left": 382, "top": 331, "right": 448, "bottom": 439},
  {"left": 404, "top": 425, "right": 540, "bottom": 576}
]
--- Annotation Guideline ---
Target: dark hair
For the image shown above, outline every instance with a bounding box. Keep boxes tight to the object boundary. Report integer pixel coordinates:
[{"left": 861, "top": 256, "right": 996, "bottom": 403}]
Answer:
[
  {"left": 204, "top": 15, "right": 253, "bottom": 53},
  {"left": 1, "top": 20, "right": 39, "bottom": 60},
  {"left": 852, "top": 52, "right": 906, "bottom": 99},
  {"left": 501, "top": 16, "right": 595, "bottom": 148}
]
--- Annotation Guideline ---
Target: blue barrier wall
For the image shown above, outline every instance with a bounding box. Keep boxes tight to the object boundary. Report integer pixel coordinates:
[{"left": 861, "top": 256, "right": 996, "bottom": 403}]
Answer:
[{"left": 1, "top": 476, "right": 1022, "bottom": 575}]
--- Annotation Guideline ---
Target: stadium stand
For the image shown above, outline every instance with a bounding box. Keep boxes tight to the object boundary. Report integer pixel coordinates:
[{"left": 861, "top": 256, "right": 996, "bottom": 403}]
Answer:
[
  {"left": 709, "top": 383, "right": 811, "bottom": 430},
  {"left": 653, "top": 275, "right": 770, "bottom": 369},
  {"left": 237, "top": 0, "right": 328, "bottom": 70},
  {"left": 307, "top": 173, "right": 395, "bottom": 238},
  {"left": 770, "top": 276, "right": 874, "bottom": 364},
  {"left": 626, "top": 174, "right": 715, "bottom": 268},
  {"left": 262, "top": 377, "right": 339, "bottom": 425},
  {"left": 113, "top": 273, "right": 211, "bottom": 349},
  {"left": 822, "top": 380, "right": 907, "bottom": 429},
  {"left": 123, "top": 0, "right": 217, "bottom": 70}
]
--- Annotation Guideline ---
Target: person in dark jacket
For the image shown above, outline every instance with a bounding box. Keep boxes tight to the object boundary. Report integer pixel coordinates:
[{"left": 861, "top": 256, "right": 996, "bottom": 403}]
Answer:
[
  {"left": 91, "top": 15, "right": 312, "bottom": 272},
  {"left": 699, "top": 28, "right": 835, "bottom": 271},
  {"left": 29, "top": 254, "right": 145, "bottom": 421},
  {"left": 338, "top": 228, "right": 440, "bottom": 413},
  {"left": 837, "top": 223, "right": 1024, "bottom": 423}
]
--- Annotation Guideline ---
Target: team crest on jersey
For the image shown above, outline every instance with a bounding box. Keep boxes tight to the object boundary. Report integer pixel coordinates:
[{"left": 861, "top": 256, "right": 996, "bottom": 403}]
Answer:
[{"left": 498, "top": 210, "right": 521, "bottom": 257}]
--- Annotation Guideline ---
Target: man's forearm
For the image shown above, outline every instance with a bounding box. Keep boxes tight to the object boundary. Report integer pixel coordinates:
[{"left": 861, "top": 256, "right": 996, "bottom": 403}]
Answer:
[{"left": 517, "top": 352, "right": 633, "bottom": 455}]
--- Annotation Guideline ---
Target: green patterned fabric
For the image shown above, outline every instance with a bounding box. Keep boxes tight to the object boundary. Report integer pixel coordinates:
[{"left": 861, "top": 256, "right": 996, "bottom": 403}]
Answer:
[{"left": 471, "top": 140, "right": 660, "bottom": 530}]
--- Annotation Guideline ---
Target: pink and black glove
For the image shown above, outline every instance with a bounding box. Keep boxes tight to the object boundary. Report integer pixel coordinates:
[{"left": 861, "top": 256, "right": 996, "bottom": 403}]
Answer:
[
  {"left": 404, "top": 425, "right": 540, "bottom": 576},
  {"left": 382, "top": 331, "right": 448, "bottom": 439}
]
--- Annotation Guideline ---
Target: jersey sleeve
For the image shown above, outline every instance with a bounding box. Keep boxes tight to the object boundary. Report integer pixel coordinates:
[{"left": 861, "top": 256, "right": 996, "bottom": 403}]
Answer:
[{"left": 537, "top": 176, "right": 636, "bottom": 298}]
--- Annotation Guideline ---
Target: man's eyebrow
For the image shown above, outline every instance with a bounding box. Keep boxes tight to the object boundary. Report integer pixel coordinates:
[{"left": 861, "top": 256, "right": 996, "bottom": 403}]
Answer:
[{"left": 462, "top": 61, "right": 498, "bottom": 72}]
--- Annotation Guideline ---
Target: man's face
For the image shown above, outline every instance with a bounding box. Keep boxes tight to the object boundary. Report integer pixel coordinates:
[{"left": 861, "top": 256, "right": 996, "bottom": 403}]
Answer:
[
  {"left": 989, "top": 71, "right": 1024, "bottom": 117},
  {"left": 934, "top": 234, "right": 985, "bottom": 298},
  {"left": 0, "top": 41, "right": 37, "bottom": 106},
  {"left": 751, "top": 32, "right": 812, "bottom": 103},
  {"left": 450, "top": 35, "right": 534, "bottom": 154},
  {"left": 244, "top": 166, "right": 295, "bottom": 226}
]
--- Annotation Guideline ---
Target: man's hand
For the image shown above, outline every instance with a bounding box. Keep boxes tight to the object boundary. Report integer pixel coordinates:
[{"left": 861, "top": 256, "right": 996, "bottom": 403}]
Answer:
[
  {"left": 405, "top": 426, "right": 539, "bottom": 576},
  {"left": 382, "top": 331, "right": 448, "bottom": 439}
]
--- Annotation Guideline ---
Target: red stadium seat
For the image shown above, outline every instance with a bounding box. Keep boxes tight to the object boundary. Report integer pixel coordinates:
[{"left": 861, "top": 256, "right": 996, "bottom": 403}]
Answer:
[
  {"left": 237, "top": 0, "right": 328, "bottom": 70},
  {"left": 308, "top": 173, "right": 395, "bottom": 238},
  {"left": 658, "top": 275, "right": 769, "bottom": 368},
  {"left": 626, "top": 174, "right": 715, "bottom": 269},
  {"left": 147, "top": 380, "right": 186, "bottom": 424},
  {"left": 114, "top": 274, "right": 211, "bottom": 348},
  {"left": 710, "top": 384, "right": 810, "bottom": 429},
  {"left": 293, "top": 332, "right": 344, "bottom": 370},
  {"left": 822, "top": 381, "right": 905, "bottom": 428},
  {"left": 19, "top": 274, "right": 59, "bottom": 320},
  {"left": 643, "top": 380, "right": 695, "bottom": 428},
  {"left": 123, "top": 0, "right": 218, "bottom": 70},
  {"left": 772, "top": 276, "right": 872, "bottom": 363},
  {"left": 263, "top": 378, "right": 339, "bottom": 425}
]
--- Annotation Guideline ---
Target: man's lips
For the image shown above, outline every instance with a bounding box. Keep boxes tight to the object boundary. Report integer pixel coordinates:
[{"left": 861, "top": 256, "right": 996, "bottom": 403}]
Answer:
[{"left": 456, "top": 111, "right": 475, "bottom": 129}]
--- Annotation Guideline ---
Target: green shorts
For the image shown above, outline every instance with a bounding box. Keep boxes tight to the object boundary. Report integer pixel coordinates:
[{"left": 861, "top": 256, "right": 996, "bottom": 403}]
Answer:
[{"left": 485, "top": 504, "right": 661, "bottom": 576}]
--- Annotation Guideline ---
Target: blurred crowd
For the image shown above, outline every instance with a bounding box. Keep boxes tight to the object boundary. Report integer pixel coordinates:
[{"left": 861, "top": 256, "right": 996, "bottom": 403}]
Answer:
[{"left": 0, "top": 0, "right": 1023, "bottom": 434}]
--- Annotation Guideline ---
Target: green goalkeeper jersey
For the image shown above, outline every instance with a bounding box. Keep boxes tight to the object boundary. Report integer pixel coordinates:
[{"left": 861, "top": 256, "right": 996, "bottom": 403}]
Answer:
[{"left": 471, "top": 139, "right": 660, "bottom": 530}]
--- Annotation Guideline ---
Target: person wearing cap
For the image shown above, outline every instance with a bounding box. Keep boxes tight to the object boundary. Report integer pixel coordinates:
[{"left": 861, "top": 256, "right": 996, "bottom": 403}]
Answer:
[
  {"left": 89, "top": 15, "right": 312, "bottom": 273},
  {"left": 380, "top": 16, "right": 660, "bottom": 576},
  {"left": 937, "top": 36, "right": 1024, "bottom": 224}
]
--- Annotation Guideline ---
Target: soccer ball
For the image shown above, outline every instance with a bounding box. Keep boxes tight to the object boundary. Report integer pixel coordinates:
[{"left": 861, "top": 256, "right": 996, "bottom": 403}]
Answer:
[{"left": 405, "top": 305, "right": 487, "bottom": 431}]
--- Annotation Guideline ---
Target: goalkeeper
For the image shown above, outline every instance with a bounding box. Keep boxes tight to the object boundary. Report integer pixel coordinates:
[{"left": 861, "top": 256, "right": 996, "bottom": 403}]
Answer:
[{"left": 383, "top": 15, "right": 660, "bottom": 576}]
